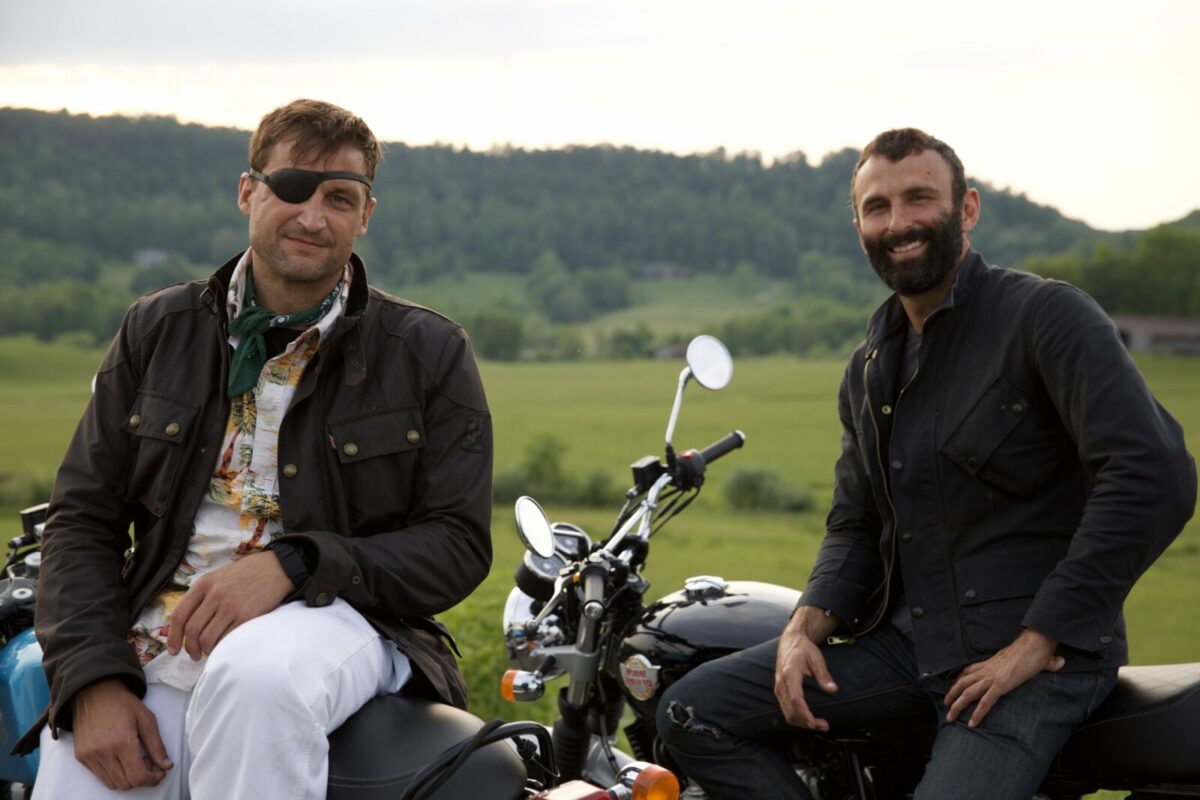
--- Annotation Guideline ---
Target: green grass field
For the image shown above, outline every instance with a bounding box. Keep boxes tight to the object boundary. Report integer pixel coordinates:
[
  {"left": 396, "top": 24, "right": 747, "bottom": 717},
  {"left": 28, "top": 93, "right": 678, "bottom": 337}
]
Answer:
[{"left": 0, "top": 336, "right": 1195, "bottom": 796}]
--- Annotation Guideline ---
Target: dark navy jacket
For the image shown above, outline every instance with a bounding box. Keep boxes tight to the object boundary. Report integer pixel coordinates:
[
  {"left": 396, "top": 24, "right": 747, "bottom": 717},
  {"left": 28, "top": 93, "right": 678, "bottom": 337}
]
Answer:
[{"left": 802, "top": 252, "right": 1195, "bottom": 678}]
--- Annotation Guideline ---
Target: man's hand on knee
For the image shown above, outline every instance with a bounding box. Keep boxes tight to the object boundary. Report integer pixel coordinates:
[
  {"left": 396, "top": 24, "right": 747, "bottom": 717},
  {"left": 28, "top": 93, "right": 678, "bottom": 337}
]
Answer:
[
  {"left": 72, "top": 679, "right": 173, "bottom": 790},
  {"left": 167, "top": 550, "right": 294, "bottom": 660},
  {"left": 944, "top": 628, "right": 1064, "bottom": 728},
  {"left": 774, "top": 605, "right": 841, "bottom": 732}
]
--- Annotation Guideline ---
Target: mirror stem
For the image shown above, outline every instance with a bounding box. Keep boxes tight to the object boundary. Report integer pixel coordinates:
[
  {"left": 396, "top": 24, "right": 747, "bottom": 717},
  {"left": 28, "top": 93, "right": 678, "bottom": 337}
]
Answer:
[{"left": 663, "top": 367, "right": 692, "bottom": 450}]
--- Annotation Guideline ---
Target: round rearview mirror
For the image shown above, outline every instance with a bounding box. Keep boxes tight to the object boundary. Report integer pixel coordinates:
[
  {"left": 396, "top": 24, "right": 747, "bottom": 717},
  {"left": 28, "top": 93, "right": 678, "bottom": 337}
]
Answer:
[
  {"left": 686, "top": 335, "right": 733, "bottom": 390},
  {"left": 514, "top": 496, "right": 556, "bottom": 559}
]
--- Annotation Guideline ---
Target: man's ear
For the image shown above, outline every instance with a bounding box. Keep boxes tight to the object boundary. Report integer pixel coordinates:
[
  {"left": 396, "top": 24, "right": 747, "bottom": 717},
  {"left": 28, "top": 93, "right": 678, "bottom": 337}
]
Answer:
[
  {"left": 237, "top": 173, "right": 255, "bottom": 218},
  {"left": 358, "top": 196, "right": 378, "bottom": 236},
  {"left": 853, "top": 215, "right": 867, "bottom": 254},
  {"left": 961, "top": 187, "right": 981, "bottom": 233}
]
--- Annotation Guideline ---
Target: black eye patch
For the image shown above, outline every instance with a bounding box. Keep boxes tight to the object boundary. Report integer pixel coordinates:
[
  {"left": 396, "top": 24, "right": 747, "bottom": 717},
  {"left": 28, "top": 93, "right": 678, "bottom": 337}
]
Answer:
[{"left": 248, "top": 167, "right": 372, "bottom": 204}]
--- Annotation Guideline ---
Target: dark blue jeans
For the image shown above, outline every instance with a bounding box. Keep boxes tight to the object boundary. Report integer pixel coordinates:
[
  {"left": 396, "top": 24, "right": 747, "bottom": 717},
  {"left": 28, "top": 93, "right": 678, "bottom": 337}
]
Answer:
[{"left": 656, "top": 624, "right": 1117, "bottom": 800}]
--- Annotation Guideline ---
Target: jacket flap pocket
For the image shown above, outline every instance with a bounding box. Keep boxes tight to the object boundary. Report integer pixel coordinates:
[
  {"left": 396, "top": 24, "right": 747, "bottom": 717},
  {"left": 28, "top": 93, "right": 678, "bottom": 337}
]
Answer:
[
  {"left": 954, "top": 542, "right": 1065, "bottom": 605},
  {"left": 941, "top": 377, "right": 1027, "bottom": 477},
  {"left": 330, "top": 407, "right": 424, "bottom": 463},
  {"left": 124, "top": 391, "right": 197, "bottom": 443}
]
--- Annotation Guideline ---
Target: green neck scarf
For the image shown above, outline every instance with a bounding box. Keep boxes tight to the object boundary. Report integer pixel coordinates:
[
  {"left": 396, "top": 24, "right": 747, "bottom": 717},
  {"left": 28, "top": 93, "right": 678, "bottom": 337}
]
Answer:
[{"left": 227, "top": 267, "right": 341, "bottom": 398}]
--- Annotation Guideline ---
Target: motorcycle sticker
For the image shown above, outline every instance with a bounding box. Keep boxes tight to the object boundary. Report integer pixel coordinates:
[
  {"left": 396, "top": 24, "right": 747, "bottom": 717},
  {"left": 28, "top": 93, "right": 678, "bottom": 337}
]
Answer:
[{"left": 620, "top": 654, "right": 660, "bottom": 701}]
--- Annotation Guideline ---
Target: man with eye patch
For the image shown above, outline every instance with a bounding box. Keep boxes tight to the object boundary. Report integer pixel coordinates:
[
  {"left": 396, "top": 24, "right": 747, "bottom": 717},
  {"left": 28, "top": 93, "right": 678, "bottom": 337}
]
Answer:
[
  {"left": 658, "top": 128, "right": 1195, "bottom": 798},
  {"left": 30, "top": 99, "right": 494, "bottom": 798}
]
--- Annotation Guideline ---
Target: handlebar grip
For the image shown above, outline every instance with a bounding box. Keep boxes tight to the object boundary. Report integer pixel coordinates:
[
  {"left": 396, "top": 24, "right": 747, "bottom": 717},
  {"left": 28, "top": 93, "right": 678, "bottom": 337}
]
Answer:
[
  {"left": 581, "top": 565, "right": 606, "bottom": 620},
  {"left": 698, "top": 430, "right": 746, "bottom": 464}
]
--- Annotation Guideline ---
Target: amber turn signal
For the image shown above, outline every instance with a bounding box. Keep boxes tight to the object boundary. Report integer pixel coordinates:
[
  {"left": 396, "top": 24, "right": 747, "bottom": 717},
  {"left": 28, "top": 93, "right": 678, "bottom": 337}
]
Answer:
[
  {"left": 630, "top": 763, "right": 679, "bottom": 800},
  {"left": 500, "top": 669, "right": 518, "bottom": 702}
]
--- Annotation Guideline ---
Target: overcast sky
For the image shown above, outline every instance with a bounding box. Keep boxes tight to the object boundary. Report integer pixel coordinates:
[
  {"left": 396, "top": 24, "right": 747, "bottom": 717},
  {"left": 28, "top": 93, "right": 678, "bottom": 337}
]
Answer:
[{"left": 2, "top": 0, "right": 1197, "bottom": 230}]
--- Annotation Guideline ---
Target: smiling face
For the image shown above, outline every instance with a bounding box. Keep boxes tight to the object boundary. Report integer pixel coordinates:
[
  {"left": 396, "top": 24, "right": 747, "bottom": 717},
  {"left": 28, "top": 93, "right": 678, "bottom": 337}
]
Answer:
[
  {"left": 852, "top": 149, "right": 979, "bottom": 298},
  {"left": 237, "top": 139, "right": 376, "bottom": 312}
]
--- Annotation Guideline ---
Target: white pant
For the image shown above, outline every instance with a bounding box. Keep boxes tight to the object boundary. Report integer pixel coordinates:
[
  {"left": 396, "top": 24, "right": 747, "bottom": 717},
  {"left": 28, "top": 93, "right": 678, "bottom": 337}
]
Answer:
[{"left": 36, "top": 599, "right": 410, "bottom": 799}]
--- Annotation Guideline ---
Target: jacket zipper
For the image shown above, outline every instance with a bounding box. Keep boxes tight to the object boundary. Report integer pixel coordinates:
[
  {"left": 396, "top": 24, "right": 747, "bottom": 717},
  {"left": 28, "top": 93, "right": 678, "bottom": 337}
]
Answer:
[
  {"left": 851, "top": 345, "right": 919, "bottom": 641},
  {"left": 121, "top": 544, "right": 137, "bottom": 580}
]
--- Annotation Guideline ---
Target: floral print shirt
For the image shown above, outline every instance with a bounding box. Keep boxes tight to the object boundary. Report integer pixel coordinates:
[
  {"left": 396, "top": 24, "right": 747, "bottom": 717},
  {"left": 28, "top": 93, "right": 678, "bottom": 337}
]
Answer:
[{"left": 128, "top": 250, "right": 349, "bottom": 690}]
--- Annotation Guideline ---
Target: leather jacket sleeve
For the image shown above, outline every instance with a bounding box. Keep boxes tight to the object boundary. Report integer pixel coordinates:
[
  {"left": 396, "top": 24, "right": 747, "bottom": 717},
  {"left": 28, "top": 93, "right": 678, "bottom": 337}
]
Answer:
[
  {"left": 1021, "top": 283, "right": 1196, "bottom": 653},
  {"left": 800, "top": 359, "right": 886, "bottom": 627},
  {"left": 279, "top": 324, "right": 493, "bottom": 626}
]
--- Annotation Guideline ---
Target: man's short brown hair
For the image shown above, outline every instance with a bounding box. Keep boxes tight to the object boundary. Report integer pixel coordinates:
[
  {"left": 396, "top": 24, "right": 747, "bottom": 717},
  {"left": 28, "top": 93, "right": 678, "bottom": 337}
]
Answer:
[
  {"left": 249, "top": 99, "right": 383, "bottom": 181},
  {"left": 850, "top": 128, "right": 966, "bottom": 217}
]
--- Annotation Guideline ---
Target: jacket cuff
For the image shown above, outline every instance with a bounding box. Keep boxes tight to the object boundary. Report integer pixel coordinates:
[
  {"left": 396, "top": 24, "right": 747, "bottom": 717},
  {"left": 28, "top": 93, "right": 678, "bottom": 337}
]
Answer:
[{"left": 267, "top": 539, "right": 316, "bottom": 594}]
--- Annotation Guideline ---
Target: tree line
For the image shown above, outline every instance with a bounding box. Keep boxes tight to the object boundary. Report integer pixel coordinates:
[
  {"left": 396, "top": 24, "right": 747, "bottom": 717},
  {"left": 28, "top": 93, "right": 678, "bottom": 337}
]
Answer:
[{"left": 1, "top": 107, "right": 1193, "bottom": 357}]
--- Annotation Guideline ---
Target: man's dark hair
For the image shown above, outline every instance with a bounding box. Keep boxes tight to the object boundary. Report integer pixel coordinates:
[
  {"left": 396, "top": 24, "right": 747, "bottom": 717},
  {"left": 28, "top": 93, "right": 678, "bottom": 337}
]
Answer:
[
  {"left": 850, "top": 128, "right": 967, "bottom": 217},
  {"left": 249, "top": 99, "right": 383, "bottom": 183}
]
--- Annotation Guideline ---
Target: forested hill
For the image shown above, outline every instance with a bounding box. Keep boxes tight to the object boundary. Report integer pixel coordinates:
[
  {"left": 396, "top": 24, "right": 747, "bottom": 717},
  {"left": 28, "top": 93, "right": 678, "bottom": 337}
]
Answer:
[
  {"left": 1, "top": 106, "right": 1117, "bottom": 289},
  {"left": 10, "top": 106, "right": 1198, "bottom": 358}
]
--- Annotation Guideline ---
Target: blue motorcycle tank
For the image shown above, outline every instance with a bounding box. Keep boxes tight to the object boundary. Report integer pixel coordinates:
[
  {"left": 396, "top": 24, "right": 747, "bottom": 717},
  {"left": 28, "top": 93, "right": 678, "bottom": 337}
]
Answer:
[{"left": 0, "top": 628, "right": 48, "bottom": 782}]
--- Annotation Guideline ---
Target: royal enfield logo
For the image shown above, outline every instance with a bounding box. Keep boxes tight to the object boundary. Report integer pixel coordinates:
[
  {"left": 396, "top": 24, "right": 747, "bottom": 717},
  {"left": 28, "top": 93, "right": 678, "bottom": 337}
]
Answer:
[{"left": 620, "top": 654, "right": 660, "bottom": 702}]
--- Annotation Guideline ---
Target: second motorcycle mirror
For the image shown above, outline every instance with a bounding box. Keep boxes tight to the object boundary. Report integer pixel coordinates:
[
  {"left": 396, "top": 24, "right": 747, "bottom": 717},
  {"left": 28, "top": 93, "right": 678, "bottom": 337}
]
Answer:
[
  {"left": 686, "top": 335, "right": 733, "bottom": 391},
  {"left": 514, "top": 496, "right": 555, "bottom": 558},
  {"left": 665, "top": 335, "right": 733, "bottom": 451}
]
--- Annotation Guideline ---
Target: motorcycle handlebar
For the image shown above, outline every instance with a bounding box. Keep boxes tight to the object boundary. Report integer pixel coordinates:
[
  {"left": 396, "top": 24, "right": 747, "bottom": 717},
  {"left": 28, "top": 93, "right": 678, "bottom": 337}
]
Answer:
[{"left": 697, "top": 430, "right": 746, "bottom": 464}]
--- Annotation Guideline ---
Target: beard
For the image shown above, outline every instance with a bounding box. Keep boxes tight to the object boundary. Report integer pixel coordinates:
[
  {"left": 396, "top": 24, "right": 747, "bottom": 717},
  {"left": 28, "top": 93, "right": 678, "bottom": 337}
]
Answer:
[
  {"left": 862, "top": 209, "right": 964, "bottom": 296},
  {"left": 251, "top": 225, "right": 346, "bottom": 289}
]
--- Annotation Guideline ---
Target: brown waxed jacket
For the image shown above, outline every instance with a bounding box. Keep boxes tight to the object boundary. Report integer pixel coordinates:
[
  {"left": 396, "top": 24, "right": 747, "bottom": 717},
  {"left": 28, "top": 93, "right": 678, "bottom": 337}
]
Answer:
[{"left": 27, "top": 252, "right": 492, "bottom": 749}]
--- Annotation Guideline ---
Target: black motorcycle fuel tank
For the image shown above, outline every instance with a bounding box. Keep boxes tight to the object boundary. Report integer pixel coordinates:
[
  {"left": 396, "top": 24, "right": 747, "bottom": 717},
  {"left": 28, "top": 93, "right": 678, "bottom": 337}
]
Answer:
[{"left": 615, "top": 578, "right": 800, "bottom": 718}]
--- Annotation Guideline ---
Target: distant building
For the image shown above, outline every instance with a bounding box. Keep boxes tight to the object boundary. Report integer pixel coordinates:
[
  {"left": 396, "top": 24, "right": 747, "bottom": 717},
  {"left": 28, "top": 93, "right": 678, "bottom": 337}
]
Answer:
[
  {"left": 1111, "top": 315, "right": 1200, "bottom": 355},
  {"left": 640, "top": 261, "right": 692, "bottom": 280},
  {"left": 653, "top": 343, "right": 688, "bottom": 360},
  {"left": 133, "top": 248, "right": 170, "bottom": 268}
]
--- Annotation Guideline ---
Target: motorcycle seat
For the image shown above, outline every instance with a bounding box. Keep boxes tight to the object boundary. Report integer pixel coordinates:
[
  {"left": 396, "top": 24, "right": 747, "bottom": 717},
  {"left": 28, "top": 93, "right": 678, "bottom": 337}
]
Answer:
[
  {"left": 1052, "top": 662, "right": 1200, "bottom": 783},
  {"left": 327, "top": 694, "right": 527, "bottom": 799}
]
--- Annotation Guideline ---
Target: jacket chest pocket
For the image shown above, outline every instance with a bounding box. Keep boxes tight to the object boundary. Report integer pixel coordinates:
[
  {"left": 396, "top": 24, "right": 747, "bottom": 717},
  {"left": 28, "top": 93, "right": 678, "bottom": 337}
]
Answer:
[
  {"left": 329, "top": 407, "right": 425, "bottom": 532},
  {"left": 940, "top": 377, "right": 1068, "bottom": 497},
  {"left": 121, "top": 392, "right": 198, "bottom": 518}
]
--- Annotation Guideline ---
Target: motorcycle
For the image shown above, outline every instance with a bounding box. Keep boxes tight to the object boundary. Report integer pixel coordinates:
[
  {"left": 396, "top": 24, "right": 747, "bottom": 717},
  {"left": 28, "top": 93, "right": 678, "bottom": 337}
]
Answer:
[
  {"left": 0, "top": 504, "right": 679, "bottom": 800},
  {"left": 499, "top": 334, "right": 1200, "bottom": 799}
]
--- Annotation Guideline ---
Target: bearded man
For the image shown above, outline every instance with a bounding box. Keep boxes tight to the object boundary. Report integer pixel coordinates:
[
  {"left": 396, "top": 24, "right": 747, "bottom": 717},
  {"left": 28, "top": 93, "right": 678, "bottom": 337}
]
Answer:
[{"left": 657, "top": 128, "right": 1196, "bottom": 798}]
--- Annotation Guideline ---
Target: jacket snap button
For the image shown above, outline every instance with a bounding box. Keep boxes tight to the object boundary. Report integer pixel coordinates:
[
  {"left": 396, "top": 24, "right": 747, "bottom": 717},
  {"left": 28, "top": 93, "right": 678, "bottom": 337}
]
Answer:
[
  {"left": 900, "top": 533, "right": 912, "bottom": 543},
  {"left": 343, "top": 442, "right": 359, "bottom": 457},
  {"left": 129, "top": 414, "right": 141, "bottom": 428},
  {"left": 282, "top": 463, "right": 298, "bottom": 478},
  {"left": 1012, "top": 403, "right": 1024, "bottom": 414},
  {"left": 890, "top": 460, "right": 903, "bottom": 470},
  {"left": 352, "top": 576, "right": 361, "bottom": 585},
  {"left": 964, "top": 589, "right": 977, "bottom": 599},
  {"left": 315, "top": 592, "right": 330, "bottom": 606},
  {"left": 911, "top": 607, "right": 924, "bottom": 618},
  {"left": 406, "top": 430, "right": 421, "bottom": 444},
  {"left": 1099, "top": 635, "right": 1113, "bottom": 644},
  {"left": 881, "top": 404, "right": 893, "bottom": 416},
  {"left": 165, "top": 422, "right": 180, "bottom": 436}
]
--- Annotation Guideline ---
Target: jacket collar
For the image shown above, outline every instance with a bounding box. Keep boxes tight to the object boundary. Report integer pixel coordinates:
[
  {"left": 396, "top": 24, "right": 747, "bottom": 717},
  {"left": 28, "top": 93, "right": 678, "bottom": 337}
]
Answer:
[
  {"left": 202, "top": 250, "right": 371, "bottom": 323},
  {"left": 863, "top": 249, "right": 986, "bottom": 351}
]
